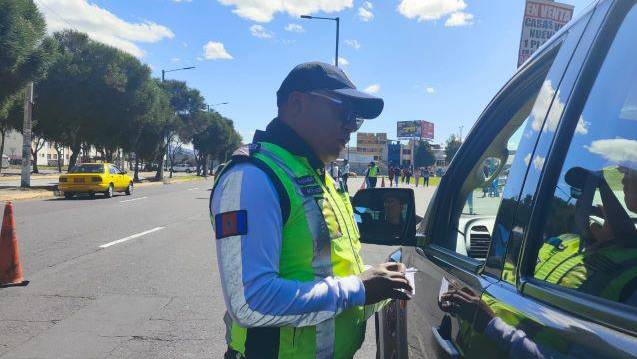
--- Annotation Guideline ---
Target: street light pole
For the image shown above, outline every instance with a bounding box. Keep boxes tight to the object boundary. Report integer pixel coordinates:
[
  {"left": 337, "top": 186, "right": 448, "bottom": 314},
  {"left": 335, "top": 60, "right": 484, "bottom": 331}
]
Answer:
[
  {"left": 158, "top": 66, "right": 196, "bottom": 180},
  {"left": 300, "top": 15, "right": 340, "bottom": 67}
]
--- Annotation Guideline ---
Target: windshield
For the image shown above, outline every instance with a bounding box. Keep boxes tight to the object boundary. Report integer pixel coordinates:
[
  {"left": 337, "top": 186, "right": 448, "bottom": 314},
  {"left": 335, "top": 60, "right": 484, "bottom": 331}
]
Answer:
[{"left": 70, "top": 164, "right": 104, "bottom": 174}]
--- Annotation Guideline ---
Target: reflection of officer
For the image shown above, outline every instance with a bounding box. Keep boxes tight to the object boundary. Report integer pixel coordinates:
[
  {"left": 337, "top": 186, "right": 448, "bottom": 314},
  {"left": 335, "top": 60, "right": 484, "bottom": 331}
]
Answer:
[
  {"left": 383, "top": 194, "right": 406, "bottom": 240},
  {"left": 211, "top": 62, "right": 412, "bottom": 359},
  {"left": 535, "top": 166, "right": 637, "bottom": 305}
]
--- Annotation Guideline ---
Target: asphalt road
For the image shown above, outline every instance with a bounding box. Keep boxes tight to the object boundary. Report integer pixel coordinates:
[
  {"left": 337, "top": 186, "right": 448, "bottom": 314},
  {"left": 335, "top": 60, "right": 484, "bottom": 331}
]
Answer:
[{"left": 0, "top": 177, "right": 436, "bottom": 358}]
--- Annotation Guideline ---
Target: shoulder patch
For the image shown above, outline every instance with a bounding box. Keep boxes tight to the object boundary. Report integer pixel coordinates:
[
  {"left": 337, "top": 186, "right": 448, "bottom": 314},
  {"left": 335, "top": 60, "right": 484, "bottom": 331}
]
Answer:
[
  {"left": 214, "top": 210, "right": 248, "bottom": 239},
  {"left": 301, "top": 185, "right": 323, "bottom": 196},
  {"left": 295, "top": 175, "right": 317, "bottom": 186}
]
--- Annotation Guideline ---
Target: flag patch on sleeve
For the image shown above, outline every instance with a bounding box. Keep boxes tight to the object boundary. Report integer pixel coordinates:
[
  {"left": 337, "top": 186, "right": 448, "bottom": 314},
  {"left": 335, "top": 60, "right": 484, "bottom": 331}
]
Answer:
[{"left": 214, "top": 210, "right": 248, "bottom": 239}]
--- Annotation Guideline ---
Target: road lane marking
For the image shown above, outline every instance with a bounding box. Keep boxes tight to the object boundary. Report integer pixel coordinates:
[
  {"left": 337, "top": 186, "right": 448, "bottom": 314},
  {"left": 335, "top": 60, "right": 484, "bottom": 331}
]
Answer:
[
  {"left": 120, "top": 196, "right": 148, "bottom": 203},
  {"left": 99, "top": 227, "right": 165, "bottom": 249},
  {"left": 187, "top": 187, "right": 199, "bottom": 191}
]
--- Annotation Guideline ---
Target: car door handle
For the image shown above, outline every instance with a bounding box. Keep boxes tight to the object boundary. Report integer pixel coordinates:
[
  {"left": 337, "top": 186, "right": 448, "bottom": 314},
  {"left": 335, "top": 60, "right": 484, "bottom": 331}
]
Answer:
[{"left": 431, "top": 326, "right": 460, "bottom": 359}]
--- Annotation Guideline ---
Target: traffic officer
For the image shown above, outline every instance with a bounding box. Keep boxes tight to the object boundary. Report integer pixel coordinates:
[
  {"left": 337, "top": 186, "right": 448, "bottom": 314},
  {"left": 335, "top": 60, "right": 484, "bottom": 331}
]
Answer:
[
  {"left": 367, "top": 161, "right": 379, "bottom": 188},
  {"left": 210, "top": 62, "right": 412, "bottom": 359}
]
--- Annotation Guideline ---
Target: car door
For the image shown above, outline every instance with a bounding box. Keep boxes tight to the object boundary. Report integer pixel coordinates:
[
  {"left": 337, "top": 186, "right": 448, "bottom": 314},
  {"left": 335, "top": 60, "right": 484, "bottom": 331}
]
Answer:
[
  {"left": 477, "top": 1, "right": 637, "bottom": 357},
  {"left": 384, "top": 6, "right": 603, "bottom": 358},
  {"left": 109, "top": 165, "right": 122, "bottom": 190}
]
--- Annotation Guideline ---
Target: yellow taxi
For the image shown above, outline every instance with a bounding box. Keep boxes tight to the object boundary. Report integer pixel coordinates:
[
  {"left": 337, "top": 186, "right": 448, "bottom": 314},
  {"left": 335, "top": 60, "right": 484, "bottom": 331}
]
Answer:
[{"left": 58, "top": 163, "right": 133, "bottom": 199}]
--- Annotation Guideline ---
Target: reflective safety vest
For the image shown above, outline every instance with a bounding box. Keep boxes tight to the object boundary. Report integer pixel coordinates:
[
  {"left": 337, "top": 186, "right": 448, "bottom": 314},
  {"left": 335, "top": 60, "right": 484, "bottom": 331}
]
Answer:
[
  {"left": 368, "top": 165, "right": 378, "bottom": 178},
  {"left": 214, "top": 141, "right": 368, "bottom": 358},
  {"left": 535, "top": 234, "right": 637, "bottom": 302}
]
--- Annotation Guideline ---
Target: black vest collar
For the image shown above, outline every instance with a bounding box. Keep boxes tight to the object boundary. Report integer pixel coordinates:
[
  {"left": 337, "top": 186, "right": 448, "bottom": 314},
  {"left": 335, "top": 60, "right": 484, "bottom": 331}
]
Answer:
[{"left": 253, "top": 118, "right": 325, "bottom": 176}]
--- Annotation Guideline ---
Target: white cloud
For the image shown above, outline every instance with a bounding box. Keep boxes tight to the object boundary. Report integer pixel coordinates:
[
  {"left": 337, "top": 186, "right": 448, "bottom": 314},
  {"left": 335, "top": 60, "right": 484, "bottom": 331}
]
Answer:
[
  {"left": 196, "top": 56, "right": 204, "bottom": 61},
  {"left": 285, "top": 23, "right": 305, "bottom": 33},
  {"left": 345, "top": 39, "right": 361, "bottom": 50},
  {"left": 426, "top": 87, "right": 435, "bottom": 94},
  {"left": 170, "top": 57, "right": 180, "bottom": 63},
  {"left": 576, "top": 118, "right": 589, "bottom": 135},
  {"left": 281, "top": 39, "right": 296, "bottom": 46},
  {"left": 445, "top": 11, "right": 474, "bottom": 27},
  {"left": 38, "top": 0, "right": 174, "bottom": 58},
  {"left": 533, "top": 155, "right": 545, "bottom": 171},
  {"left": 358, "top": 6, "right": 374, "bottom": 21},
  {"left": 364, "top": 84, "right": 380, "bottom": 94},
  {"left": 217, "top": 0, "right": 353, "bottom": 23},
  {"left": 587, "top": 139, "right": 637, "bottom": 166},
  {"left": 364, "top": 1, "right": 373, "bottom": 9},
  {"left": 203, "top": 41, "right": 233, "bottom": 60},
  {"left": 250, "top": 24, "right": 273, "bottom": 38},
  {"left": 338, "top": 57, "right": 349, "bottom": 66},
  {"left": 524, "top": 153, "right": 531, "bottom": 166},
  {"left": 398, "top": 0, "right": 471, "bottom": 24}
]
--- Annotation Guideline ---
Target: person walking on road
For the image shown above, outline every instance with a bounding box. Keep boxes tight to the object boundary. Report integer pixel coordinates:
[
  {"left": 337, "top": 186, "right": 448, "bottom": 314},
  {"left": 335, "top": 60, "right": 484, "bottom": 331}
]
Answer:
[
  {"left": 341, "top": 159, "right": 350, "bottom": 192},
  {"left": 393, "top": 167, "right": 400, "bottom": 187},
  {"left": 368, "top": 161, "right": 379, "bottom": 188},
  {"left": 388, "top": 166, "right": 395, "bottom": 187},
  {"left": 422, "top": 167, "right": 430, "bottom": 187},
  {"left": 210, "top": 62, "right": 412, "bottom": 359},
  {"left": 414, "top": 166, "right": 420, "bottom": 187}
]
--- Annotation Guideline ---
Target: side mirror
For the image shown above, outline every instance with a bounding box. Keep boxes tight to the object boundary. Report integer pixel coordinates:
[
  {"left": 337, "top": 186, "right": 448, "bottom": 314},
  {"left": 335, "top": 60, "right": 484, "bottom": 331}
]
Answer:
[{"left": 352, "top": 188, "right": 417, "bottom": 246}]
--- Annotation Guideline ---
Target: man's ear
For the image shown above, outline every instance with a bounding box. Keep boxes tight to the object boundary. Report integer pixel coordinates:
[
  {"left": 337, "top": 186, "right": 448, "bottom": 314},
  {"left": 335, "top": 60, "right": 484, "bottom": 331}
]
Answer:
[{"left": 285, "top": 91, "right": 307, "bottom": 121}]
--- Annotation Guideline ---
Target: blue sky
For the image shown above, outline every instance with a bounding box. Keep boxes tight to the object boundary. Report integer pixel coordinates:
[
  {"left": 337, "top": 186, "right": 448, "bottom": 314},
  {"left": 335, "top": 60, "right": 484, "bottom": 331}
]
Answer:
[{"left": 37, "top": 0, "right": 595, "bottom": 146}]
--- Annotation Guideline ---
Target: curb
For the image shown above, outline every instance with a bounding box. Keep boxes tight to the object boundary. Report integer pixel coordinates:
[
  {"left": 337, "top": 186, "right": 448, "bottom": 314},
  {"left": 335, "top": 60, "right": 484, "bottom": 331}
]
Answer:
[{"left": 0, "top": 176, "right": 211, "bottom": 202}]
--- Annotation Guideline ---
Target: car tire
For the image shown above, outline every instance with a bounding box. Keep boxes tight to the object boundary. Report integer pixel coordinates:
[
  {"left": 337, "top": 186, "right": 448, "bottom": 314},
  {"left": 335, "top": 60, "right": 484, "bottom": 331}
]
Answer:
[
  {"left": 104, "top": 184, "right": 114, "bottom": 198},
  {"left": 125, "top": 182, "right": 133, "bottom": 195},
  {"left": 64, "top": 192, "right": 74, "bottom": 199}
]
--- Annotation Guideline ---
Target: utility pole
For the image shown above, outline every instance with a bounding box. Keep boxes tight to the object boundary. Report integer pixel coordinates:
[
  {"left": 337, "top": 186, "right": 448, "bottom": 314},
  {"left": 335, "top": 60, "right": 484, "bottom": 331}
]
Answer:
[
  {"left": 459, "top": 125, "right": 464, "bottom": 142},
  {"left": 20, "top": 82, "right": 34, "bottom": 188}
]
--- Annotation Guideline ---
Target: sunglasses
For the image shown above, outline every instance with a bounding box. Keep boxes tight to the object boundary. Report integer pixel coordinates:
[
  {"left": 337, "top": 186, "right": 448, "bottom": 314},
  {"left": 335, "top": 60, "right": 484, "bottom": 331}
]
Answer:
[{"left": 308, "top": 91, "right": 365, "bottom": 131}]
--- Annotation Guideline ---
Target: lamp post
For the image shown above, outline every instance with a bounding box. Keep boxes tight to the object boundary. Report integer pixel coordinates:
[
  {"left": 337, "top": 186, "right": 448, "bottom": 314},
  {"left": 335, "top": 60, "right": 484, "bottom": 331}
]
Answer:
[
  {"left": 300, "top": 15, "right": 340, "bottom": 67},
  {"left": 159, "top": 66, "right": 196, "bottom": 180},
  {"left": 207, "top": 102, "right": 229, "bottom": 112}
]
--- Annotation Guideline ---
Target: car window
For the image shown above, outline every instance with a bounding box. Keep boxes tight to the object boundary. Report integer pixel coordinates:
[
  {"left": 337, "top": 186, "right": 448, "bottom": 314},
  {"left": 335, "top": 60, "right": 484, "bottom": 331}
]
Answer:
[
  {"left": 447, "top": 46, "right": 563, "bottom": 261},
  {"left": 532, "top": 4, "right": 637, "bottom": 308},
  {"left": 70, "top": 164, "right": 104, "bottom": 174},
  {"left": 110, "top": 165, "right": 120, "bottom": 174}
]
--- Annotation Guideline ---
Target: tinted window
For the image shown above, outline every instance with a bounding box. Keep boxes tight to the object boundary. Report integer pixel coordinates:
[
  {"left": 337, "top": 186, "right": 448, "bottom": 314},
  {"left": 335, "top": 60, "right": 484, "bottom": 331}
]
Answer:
[
  {"left": 448, "top": 45, "right": 562, "bottom": 260},
  {"left": 533, "top": 5, "right": 637, "bottom": 307},
  {"left": 70, "top": 164, "right": 104, "bottom": 174},
  {"left": 110, "top": 165, "right": 120, "bottom": 174}
]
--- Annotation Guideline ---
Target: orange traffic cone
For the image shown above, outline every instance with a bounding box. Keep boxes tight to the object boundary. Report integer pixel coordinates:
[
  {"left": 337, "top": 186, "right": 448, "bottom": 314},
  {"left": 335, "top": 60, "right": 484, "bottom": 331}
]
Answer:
[
  {"left": 381, "top": 176, "right": 385, "bottom": 188},
  {"left": 0, "top": 202, "right": 27, "bottom": 287}
]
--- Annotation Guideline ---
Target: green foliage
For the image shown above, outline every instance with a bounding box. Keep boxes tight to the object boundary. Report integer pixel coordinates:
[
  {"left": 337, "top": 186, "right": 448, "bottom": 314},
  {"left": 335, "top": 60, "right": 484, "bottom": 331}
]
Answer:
[
  {"left": 0, "top": 0, "right": 56, "bottom": 110},
  {"left": 445, "top": 134, "right": 462, "bottom": 163},
  {"left": 414, "top": 140, "right": 435, "bottom": 168}
]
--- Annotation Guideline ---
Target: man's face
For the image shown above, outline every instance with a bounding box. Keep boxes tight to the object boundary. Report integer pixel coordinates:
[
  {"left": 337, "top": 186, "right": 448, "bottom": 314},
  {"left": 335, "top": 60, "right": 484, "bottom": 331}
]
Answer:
[
  {"left": 384, "top": 196, "right": 404, "bottom": 225},
  {"left": 620, "top": 166, "right": 637, "bottom": 213},
  {"left": 302, "top": 92, "right": 359, "bottom": 163}
]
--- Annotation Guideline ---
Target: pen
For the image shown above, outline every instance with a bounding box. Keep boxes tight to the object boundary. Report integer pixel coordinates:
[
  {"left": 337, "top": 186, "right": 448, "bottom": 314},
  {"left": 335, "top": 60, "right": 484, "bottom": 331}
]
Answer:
[{"left": 405, "top": 268, "right": 419, "bottom": 273}]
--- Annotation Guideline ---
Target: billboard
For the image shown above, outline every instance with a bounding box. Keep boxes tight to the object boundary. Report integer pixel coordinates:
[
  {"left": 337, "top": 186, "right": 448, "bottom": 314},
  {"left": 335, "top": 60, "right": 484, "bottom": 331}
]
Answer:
[
  {"left": 518, "top": 0, "right": 574, "bottom": 67},
  {"left": 397, "top": 121, "right": 421, "bottom": 138},
  {"left": 421, "top": 121, "right": 434, "bottom": 140}
]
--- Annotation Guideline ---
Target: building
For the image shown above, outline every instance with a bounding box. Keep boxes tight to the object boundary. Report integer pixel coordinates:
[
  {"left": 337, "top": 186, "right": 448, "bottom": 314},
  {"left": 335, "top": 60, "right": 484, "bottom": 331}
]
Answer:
[{"left": 356, "top": 132, "right": 387, "bottom": 162}]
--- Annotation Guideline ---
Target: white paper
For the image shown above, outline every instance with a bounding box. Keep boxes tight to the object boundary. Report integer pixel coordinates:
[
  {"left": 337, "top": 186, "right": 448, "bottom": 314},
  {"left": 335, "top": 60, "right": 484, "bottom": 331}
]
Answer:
[
  {"left": 405, "top": 267, "right": 416, "bottom": 295},
  {"left": 438, "top": 277, "right": 450, "bottom": 303}
]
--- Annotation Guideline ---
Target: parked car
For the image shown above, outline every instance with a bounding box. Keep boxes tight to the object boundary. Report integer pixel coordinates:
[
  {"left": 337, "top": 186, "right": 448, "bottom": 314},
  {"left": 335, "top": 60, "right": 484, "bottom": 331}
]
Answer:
[
  {"left": 353, "top": 1, "right": 637, "bottom": 357},
  {"left": 171, "top": 163, "right": 196, "bottom": 173},
  {"left": 59, "top": 163, "right": 133, "bottom": 199}
]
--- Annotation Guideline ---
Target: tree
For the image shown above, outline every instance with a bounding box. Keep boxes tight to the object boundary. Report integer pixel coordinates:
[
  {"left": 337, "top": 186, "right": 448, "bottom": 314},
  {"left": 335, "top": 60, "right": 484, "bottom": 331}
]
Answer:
[
  {"left": 192, "top": 113, "right": 242, "bottom": 177},
  {"left": 0, "top": 0, "right": 56, "bottom": 109},
  {"left": 155, "top": 80, "right": 205, "bottom": 179},
  {"left": 445, "top": 134, "right": 462, "bottom": 164},
  {"left": 414, "top": 140, "right": 436, "bottom": 168},
  {"left": 0, "top": 1, "right": 56, "bottom": 173}
]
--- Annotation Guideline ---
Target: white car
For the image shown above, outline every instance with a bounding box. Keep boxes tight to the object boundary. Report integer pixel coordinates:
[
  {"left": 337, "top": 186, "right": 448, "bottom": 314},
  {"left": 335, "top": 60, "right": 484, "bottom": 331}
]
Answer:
[{"left": 172, "top": 164, "right": 196, "bottom": 173}]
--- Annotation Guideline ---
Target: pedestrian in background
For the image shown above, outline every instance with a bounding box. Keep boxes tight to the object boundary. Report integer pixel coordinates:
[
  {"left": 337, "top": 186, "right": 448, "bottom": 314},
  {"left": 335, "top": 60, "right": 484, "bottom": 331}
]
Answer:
[
  {"left": 414, "top": 166, "right": 420, "bottom": 187},
  {"left": 368, "top": 161, "right": 379, "bottom": 188},
  {"left": 406, "top": 167, "right": 412, "bottom": 186},
  {"left": 394, "top": 167, "right": 400, "bottom": 187},
  {"left": 341, "top": 159, "right": 350, "bottom": 192},
  {"left": 423, "top": 167, "right": 430, "bottom": 187},
  {"left": 388, "top": 166, "right": 395, "bottom": 187},
  {"left": 210, "top": 62, "right": 411, "bottom": 358}
]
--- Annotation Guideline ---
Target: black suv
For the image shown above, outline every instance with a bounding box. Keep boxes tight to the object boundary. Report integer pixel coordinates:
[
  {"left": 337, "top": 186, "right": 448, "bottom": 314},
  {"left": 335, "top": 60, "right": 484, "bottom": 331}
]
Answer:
[{"left": 353, "top": 0, "right": 637, "bottom": 357}]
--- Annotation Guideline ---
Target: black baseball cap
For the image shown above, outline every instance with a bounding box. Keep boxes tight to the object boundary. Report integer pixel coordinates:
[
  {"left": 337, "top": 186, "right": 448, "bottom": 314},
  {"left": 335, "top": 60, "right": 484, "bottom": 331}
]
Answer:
[{"left": 276, "top": 61, "right": 384, "bottom": 119}]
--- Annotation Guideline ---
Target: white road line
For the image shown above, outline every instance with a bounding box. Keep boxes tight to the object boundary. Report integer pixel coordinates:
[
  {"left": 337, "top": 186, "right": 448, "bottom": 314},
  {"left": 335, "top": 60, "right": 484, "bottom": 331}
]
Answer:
[
  {"left": 99, "top": 227, "right": 165, "bottom": 249},
  {"left": 120, "top": 196, "right": 148, "bottom": 203},
  {"left": 187, "top": 187, "right": 199, "bottom": 191}
]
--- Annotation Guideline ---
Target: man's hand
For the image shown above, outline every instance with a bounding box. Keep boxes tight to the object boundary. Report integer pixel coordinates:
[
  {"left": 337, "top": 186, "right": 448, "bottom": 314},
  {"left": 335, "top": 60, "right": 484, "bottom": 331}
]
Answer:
[
  {"left": 440, "top": 286, "right": 494, "bottom": 333},
  {"left": 359, "top": 262, "right": 413, "bottom": 305}
]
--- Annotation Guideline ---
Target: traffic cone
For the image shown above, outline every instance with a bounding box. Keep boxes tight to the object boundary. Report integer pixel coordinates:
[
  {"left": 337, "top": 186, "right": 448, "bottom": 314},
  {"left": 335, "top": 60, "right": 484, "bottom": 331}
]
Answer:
[
  {"left": 0, "top": 202, "right": 27, "bottom": 287},
  {"left": 381, "top": 176, "right": 385, "bottom": 188}
]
